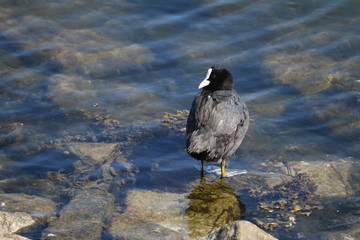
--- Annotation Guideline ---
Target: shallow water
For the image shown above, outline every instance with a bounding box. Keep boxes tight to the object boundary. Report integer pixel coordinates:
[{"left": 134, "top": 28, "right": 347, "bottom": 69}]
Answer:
[{"left": 0, "top": 0, "right": 359, "bottom": 239}]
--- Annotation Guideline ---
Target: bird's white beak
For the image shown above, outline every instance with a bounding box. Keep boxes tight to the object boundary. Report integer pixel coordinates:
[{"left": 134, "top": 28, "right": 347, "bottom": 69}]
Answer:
[
  {"left": 198, "top": 79, "right": 210, "bottom": 89},
  {"left": 198, "top": 68, "right": 212, "bottom": 89}
]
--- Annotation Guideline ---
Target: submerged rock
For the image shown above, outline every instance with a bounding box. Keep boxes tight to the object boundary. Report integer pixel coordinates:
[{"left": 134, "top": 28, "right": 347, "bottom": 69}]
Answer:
[
  {"left": 321, "top": 226, "right": 360, "bottom": 240},
  {"left": 277, "top": 158, "right": 359, "bottom": 198},
  {"left": 53, "top": 140, "right": 139, "bottom": 192},
  {"left": 42, "top": 189, "right": 114, "bottom": 240},
  {"left": 47, "top": 74, "right": 97, "bottom": 108},
  {"left": 292, "top": 196, "right": 360, "bottom": 239},
  {"left": 226, "top": 171, "right": 292, "bottom": 191},
  {"left": 59, "top": 43, "right": 154, "bottom": 78},
  {"left": 263, "top": 51, "right": 360, "bottom": 96},
  {"left": 109, "top": 189, "right": 189, "bottom": 239},
  {"left": 47, "top": 73, "right": 166, "bottom": 123},
  {"left": 0, "top": 122, "right": 24, "bottom": 146},
  {"left": 122, "top": 190, "right": 188, "bottom": 229},
  {"left": 304, "top": 90, "right": 360, "bottom": 140},
  {"left": 246, "top": 88, "right": 291, "bottom": 118},
  {"left": 263, "top": 52, "right": 334, "bottom": 95},
  {"left": 48, "top": 25, "right": 154, "bottom": 77},
  {"left": 63, "top": 142, "right": 119, "bottom": 165},
  {"left": 110, "top": 213, "right": 184, "bottom": 240},
  {"left": 203, "top": 220, "right": 278, "bottom": 240},
  {"left": 62, "top": 142, "right": 121, "bottom": 188},
  {"left": 327, "top": 55, "right": 360, "bottom": 91},
  {"left": 0, "top": 193, "right": 56, "bottom": 219},
  {"left": 262, "top": 51, "right": 360, "bottom": 142},
  {"left": 0, "top": 13, "right": 154, "bottom": 78}
]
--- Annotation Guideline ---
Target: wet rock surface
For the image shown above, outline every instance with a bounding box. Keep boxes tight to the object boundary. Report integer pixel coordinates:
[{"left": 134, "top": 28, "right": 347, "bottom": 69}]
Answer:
[
  {"left": 279, "top": 158, "right": 359, "bottom": 197},
  {"left": 0, "top": 193, "right": 56, "bottom": 219},
  {"left": 112, "top": 189, "right": 189, "bottom": 234},
  {"left": 203, "top": 220, "right": 278, "bottom": 240},
  {"left": 0, "top": 211, "right": 34, "bottom": 240},
  {"left": 110, "top": 213, "right": 185, "bottom": 240},
  {"left": 64, "top": 142, "right": 119, "bottom": 165},
  {"left": 42, "top": 189, "right": 114, "bottom": 240}
]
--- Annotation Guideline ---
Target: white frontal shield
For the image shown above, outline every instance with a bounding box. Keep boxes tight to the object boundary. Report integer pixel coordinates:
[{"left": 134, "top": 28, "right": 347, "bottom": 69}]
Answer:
[{"left": 198, "top": 68, "right": 212, "bottom": 89}]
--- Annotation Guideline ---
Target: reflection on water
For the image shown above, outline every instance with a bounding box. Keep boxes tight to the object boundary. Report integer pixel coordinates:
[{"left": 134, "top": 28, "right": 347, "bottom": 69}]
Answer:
[{"left": 186, "top": 177, "right": 245, "bottom": 238}]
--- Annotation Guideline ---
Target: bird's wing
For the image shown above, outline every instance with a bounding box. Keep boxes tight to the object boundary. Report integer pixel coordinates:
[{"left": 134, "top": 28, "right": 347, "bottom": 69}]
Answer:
[
  {"left": 186, "top": 90, "right": 249, "bottom": 159},
  {"left": 186, "top": 91, "right": 212, "bottom": 134},
  {"left": 187, "top": 90, "right": 247, "bottom": 135},
  {"left": 207, "top": 91, "right": 247, "bottom": 135}
]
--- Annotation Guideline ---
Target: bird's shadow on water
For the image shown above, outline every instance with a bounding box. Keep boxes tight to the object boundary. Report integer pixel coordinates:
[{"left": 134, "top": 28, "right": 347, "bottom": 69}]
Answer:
[{"left": 185, "top": 176, "right": 246, "bottom": 238}]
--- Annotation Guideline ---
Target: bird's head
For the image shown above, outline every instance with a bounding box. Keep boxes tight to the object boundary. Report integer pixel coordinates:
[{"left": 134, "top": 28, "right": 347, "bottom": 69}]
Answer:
[{"left": 198, "top": 66, "right": 234, "bottom": 91}]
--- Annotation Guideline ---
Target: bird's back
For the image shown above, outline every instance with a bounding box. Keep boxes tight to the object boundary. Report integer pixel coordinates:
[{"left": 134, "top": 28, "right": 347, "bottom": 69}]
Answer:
[{"left": 186, "top": 89, "right": 249, "bottom": 162}]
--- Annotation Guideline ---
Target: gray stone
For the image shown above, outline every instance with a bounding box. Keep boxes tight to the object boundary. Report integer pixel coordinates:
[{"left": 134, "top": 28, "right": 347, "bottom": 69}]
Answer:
[
  {"left": 122, "top": 190, "right": 189, "bottom": 230},
  {"left": 109, "top": 190, "right": 189, "bottom": 239},
  {"left": 110, "top": 213, "right": 184, "bottom": 240},
  {"left": 42, "top": 189, "right": 114, "bottom": 240},
  {"left": 203, "top": 220, "right": 278, "bottom": 240},
  {"left": 0, "top": 211, "right": 34, "bottom": 240},
  {"left": 42, "top": 221, "right": 103, "bottom": 240}
]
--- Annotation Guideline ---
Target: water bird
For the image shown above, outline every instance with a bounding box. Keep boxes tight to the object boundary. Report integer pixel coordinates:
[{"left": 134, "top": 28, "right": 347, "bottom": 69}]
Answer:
[{"left": 186, "top": 66, "right": 249, "bottom": 177}]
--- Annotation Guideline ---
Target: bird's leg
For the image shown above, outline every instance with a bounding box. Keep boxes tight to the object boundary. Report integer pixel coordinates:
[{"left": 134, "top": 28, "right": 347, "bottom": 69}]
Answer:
[
  {"left": 221, "top": 159, "right": 226, "bottom": 178},
  {"left": 201, "top": 159, "right": 205, "bottom": 178}
]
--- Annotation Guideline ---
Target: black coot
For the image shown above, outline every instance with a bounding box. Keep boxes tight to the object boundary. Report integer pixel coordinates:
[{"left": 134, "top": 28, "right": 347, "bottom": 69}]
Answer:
[{"left": 186, "top": 66, "right": 249, "bottom": 177}]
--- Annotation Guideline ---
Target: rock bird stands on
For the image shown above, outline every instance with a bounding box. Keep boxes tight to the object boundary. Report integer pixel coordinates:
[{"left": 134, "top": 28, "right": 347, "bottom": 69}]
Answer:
[{"left": 186, "top": 66, "right": 249, "bottom": 177}]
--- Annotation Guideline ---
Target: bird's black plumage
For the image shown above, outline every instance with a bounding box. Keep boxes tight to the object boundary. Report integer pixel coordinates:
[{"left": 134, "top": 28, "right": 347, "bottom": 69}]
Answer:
[{"left": 186, "top": 66, "right": 249, "bottom": 176}]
